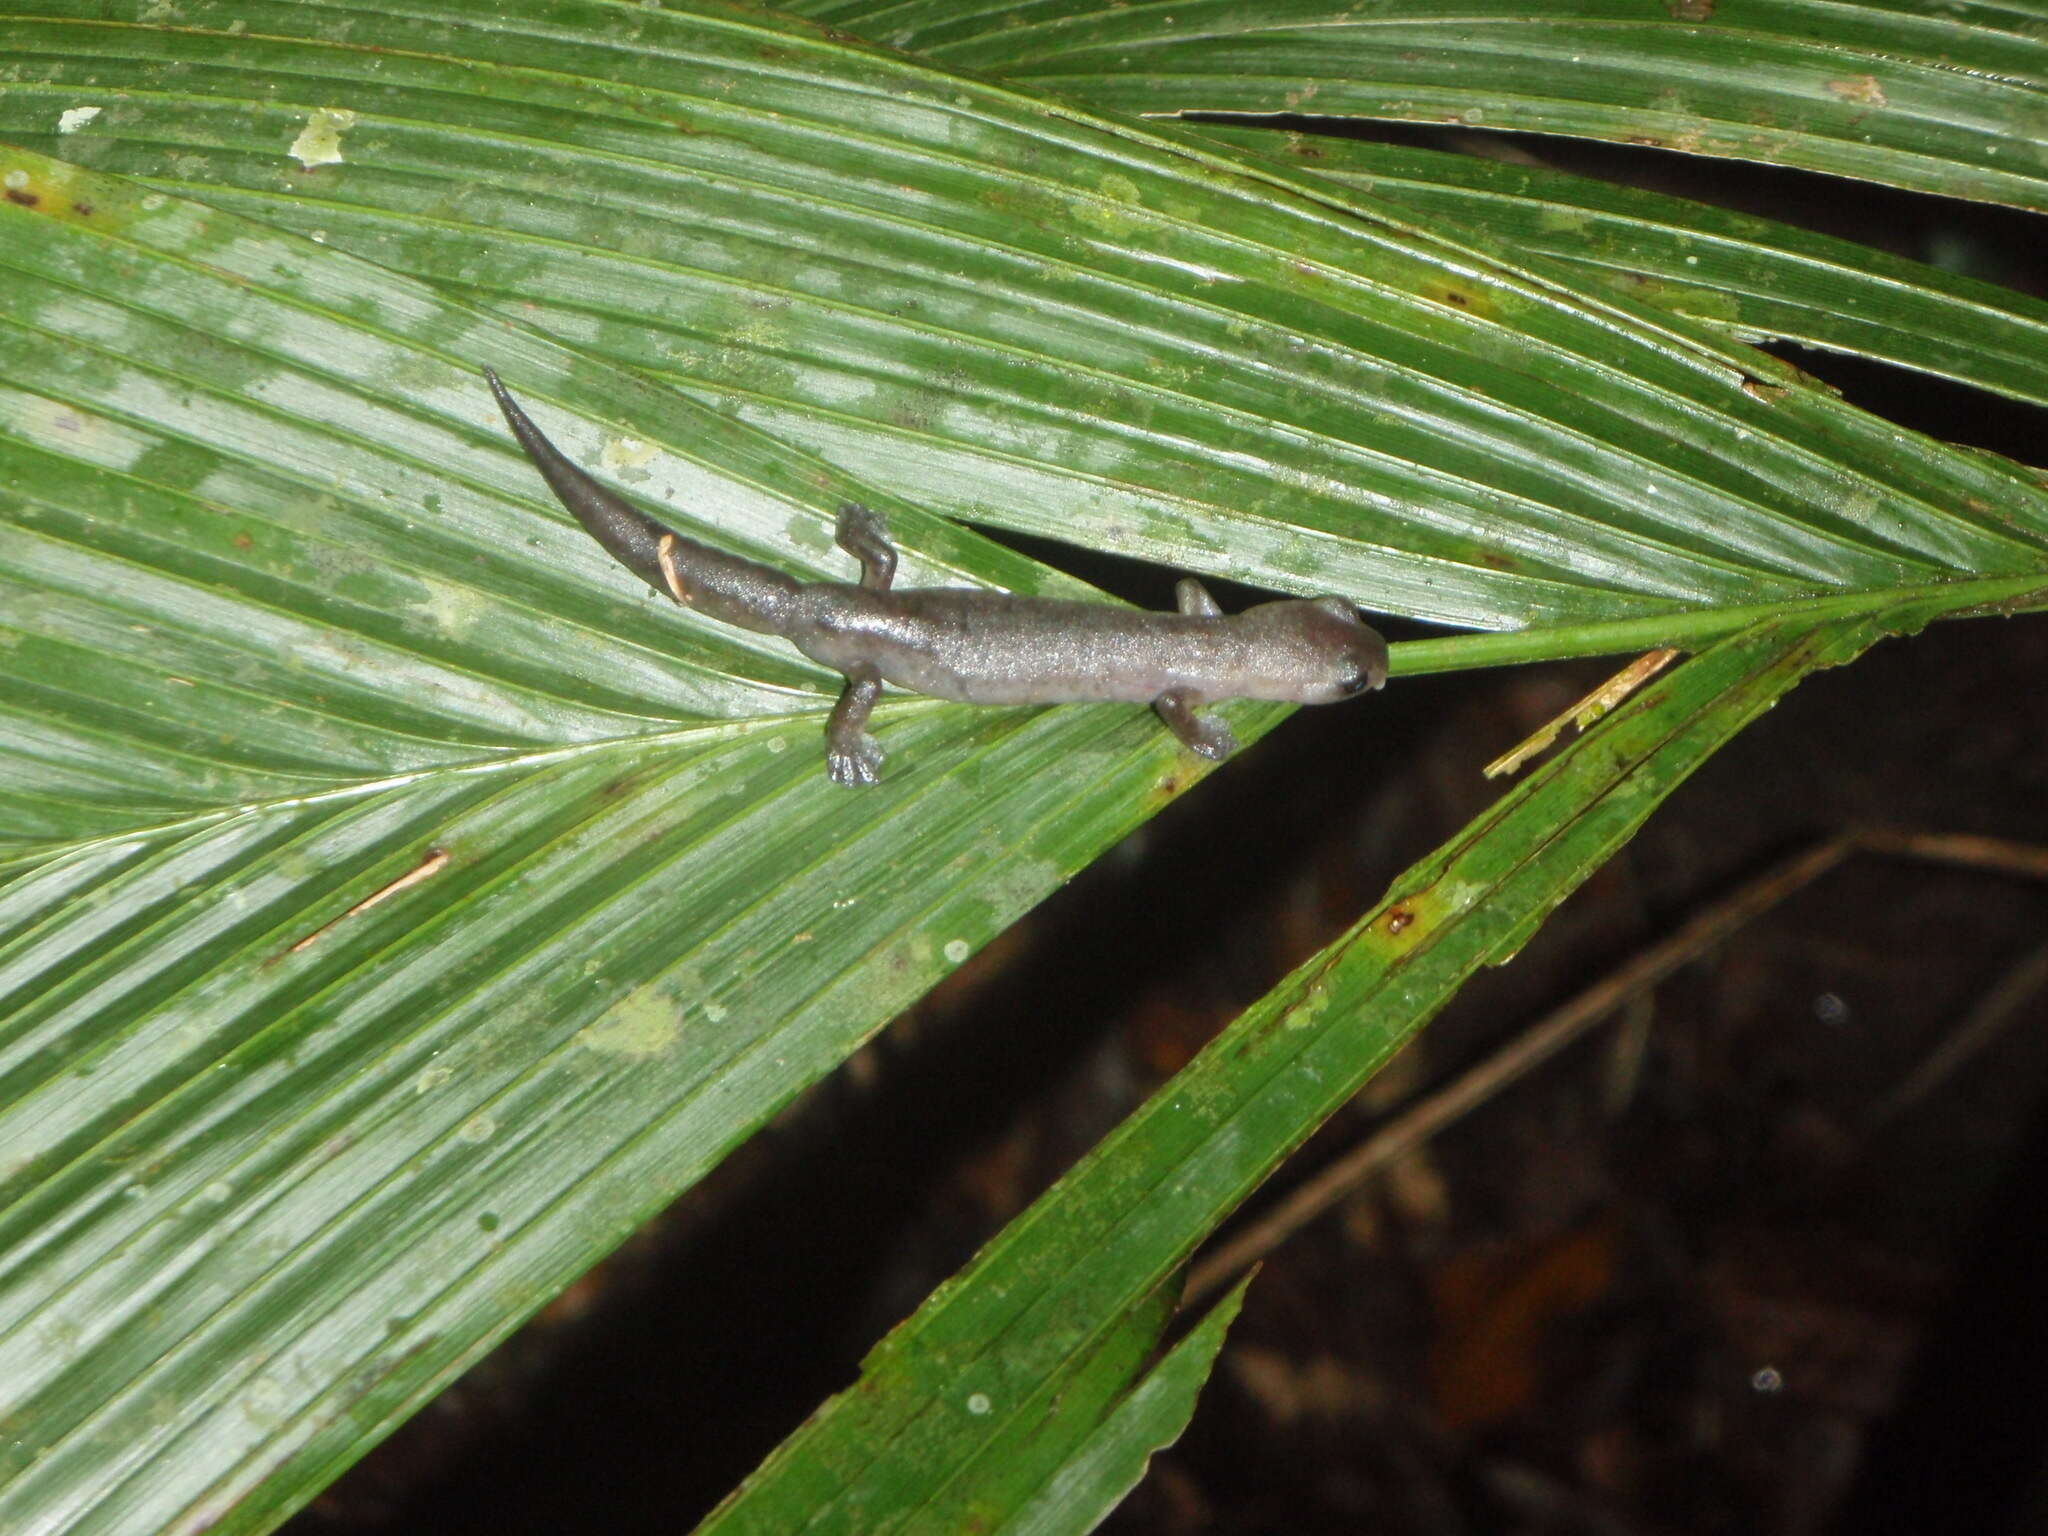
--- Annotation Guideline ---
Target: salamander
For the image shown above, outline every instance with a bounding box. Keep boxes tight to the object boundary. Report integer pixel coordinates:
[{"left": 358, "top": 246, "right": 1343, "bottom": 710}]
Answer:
[{"left": 484, "top": 368, "right": 1387, "bottom": 785}]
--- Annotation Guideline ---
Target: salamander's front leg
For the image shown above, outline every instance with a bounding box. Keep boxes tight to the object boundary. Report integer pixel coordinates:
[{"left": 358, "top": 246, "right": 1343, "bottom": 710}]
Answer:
[
  {"left": 1153, "top": 688, "right": 1238, "bottom": 762},
  {"left": 826, "top": 665, "right": 887, "bottom": 787},
  {"left": 1174, "top": 577, "right": 1223, "bottom": 618},
  {"left": 835, "top": 503, "right": 897, "bottom": 593}
]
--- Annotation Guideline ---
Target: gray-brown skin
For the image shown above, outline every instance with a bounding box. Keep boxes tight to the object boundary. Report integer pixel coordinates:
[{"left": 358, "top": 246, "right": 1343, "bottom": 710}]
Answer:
[{"left": 483, "top": 369, "right": 1388, "bottom": 786}]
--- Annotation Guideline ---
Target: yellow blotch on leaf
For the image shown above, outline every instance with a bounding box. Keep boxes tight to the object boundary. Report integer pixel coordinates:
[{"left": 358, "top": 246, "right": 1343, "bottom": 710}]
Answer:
[{"left": 577, "top": 982, "right": 683, "bottom": 1059}]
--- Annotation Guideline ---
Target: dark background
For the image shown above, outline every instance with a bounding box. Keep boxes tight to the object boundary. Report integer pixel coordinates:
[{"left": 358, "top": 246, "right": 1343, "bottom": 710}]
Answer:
[{"left": 292, "top": 127, "right": 2048, "bottom": 1536}]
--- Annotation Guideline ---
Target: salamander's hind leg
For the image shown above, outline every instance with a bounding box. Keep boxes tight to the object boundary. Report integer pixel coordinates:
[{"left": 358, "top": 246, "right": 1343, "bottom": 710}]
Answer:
[
  {"left": 1153, "top": 688, "right": 1238, "bottom": 762},
  {"left": 1174, "top": 577, "right": 1223, "bottom": 618},
  {"left": 835, "top": 503, "right": 897, "bottom": 593},
  {"left": 825, "top": 665, "right": 887, "bottom": 786}
]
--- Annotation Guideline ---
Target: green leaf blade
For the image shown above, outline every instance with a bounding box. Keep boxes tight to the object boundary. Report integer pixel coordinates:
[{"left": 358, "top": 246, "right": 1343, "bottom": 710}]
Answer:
[
  {"left": 799, "top": 0, "right": 2048, "bottom": 211},
  {"left": 8, "top": 1, "right": 2043, "bottom": 636},
  {"left": 0, "top": 140, "right": 1263, "bottom": 1533},
  {"left": 1189, "top": 127, "right": 2048, "bottom": 412}
]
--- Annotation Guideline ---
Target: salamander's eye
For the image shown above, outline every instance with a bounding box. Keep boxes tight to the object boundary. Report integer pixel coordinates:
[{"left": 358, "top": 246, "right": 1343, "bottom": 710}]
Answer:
[
  {"left": 1336, "top": 662, "right": 1377, "bottom": 697},
  {"left": 1343, "top": 630, "right": 1390, "bottom": 695}
]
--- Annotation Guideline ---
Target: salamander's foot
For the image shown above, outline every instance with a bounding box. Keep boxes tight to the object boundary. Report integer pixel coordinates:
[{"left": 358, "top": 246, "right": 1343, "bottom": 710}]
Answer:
[
  {"left": 835, "top": 503, "right": 897, "bottom": 592},
  {"left": 1183, "top": 715, "right": 1238, "bottom": 761},
  {"left": 1153, "top": 688, "right": 1238, "bottom": 762},
  {"left": 1174, "top": 577, "right": 1223, "bottom": 618},
  {"left": 827, "top": 732, "right": 886, "bottom": 787}
]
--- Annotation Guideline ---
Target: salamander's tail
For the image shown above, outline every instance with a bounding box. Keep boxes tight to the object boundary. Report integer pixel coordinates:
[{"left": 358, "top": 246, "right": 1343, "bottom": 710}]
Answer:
[
  {"left": 482, "top": 368, "right": 805, "bottom": 633},
  {"left": 482, "top": 366, "right": 681, "bottom": 597}
]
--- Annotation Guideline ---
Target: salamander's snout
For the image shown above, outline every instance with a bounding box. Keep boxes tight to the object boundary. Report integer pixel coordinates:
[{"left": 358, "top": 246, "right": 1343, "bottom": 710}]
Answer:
[{"left": 1309, "top": 597, "right": 1388, "bottom": 699}]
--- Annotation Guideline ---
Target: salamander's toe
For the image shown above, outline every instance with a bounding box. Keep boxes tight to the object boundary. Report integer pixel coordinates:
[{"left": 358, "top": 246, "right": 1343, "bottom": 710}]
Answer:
[
  {"left": 1189, "top": 717, "right": 1238, "bottom": 761},
  {"left": 826, "top": 733, "right": 887, "bottom": 787}
]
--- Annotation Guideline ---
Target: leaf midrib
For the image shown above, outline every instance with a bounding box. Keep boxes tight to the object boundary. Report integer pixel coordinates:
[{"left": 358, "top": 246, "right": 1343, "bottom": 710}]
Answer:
[{"left": 0, "top": 705, "right": 933, "bottom": 875}]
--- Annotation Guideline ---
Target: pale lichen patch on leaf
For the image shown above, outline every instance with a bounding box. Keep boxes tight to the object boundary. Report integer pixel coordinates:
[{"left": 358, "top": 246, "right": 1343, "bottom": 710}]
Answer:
[
  {"left": 601, "top": 433, "right": 659, "bottom": 478},
  {"left": 577, "top": 981, "right": 684, "bottom": 1059},
  {"left": 411, "top": 574, "right": 490, "bottom": 639},
  {"left": 289, "top": 108, "right": 359, "bottom": 169}
]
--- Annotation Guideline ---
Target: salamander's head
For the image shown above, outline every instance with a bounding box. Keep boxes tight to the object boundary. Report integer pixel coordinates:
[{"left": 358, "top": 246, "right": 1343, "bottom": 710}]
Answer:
[{"left": 1246, "top": 596, "right": 1390, "bottom": 704}]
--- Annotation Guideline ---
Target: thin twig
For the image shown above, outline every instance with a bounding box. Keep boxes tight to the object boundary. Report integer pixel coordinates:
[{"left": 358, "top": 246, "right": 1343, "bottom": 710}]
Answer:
[
  {"left": 1867, "top": 938, "right": 2048, "bottom": 1131},
  {"left": 1856, "top": 826, "right": 2048, "bottom": 882}
]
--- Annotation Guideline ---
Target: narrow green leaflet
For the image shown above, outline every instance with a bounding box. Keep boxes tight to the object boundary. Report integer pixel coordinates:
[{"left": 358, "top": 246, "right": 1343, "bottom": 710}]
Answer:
[
  {"left": 711, "top": 1273, "right": 1248, "bottom": 1536},
  {"left": 1193, "top": 127, "right": 2048, "bottom": 411},
  {"left": 796, "top": 0, "right": 2048, "bottom": 213},
  {"left": 1005, "top": 1280, "right": 1250, "bottom": 1536},
  {"left": 6, "top": 0, "right": 2046, "bottom": 637},
  {"left": 703, "top": 596, "right": 1994, "bottom": 1533},
  {"left": 0, "top": 149, "right": 1262, "bottom": 1536}
]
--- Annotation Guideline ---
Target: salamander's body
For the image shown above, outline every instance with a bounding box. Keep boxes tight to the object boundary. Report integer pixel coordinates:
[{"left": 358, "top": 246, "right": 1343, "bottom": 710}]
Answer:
[{"left": 484, "top": 369, "right": 1387, "bottom": 785}]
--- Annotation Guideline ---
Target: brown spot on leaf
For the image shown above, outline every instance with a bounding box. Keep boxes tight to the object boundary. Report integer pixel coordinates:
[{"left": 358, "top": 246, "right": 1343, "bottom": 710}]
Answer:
[
  {"left": 1827, "top": 75, "right": 1887, "bottom": 108},
  {"left": 4, "top": 188, "right": 39, "bottom": 207},
  {"left": 1419, "top": 278, "right": 1495, "bottom": 319},
  {"left": 1149, "top": 768, "right": 1194, "bottom": 805}
]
